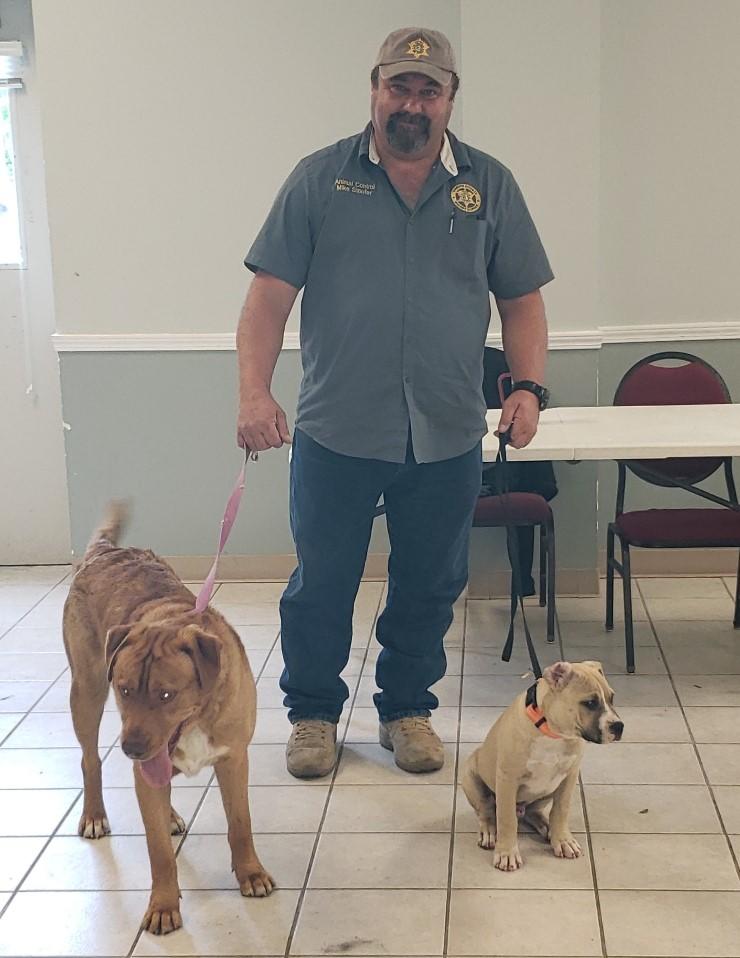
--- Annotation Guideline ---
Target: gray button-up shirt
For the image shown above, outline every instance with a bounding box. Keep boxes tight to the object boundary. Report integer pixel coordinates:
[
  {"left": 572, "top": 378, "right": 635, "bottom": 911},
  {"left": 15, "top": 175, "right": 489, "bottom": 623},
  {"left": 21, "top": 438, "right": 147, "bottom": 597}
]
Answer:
[{"left": 245, "top": 124, "right": 553, "bottom": 463}]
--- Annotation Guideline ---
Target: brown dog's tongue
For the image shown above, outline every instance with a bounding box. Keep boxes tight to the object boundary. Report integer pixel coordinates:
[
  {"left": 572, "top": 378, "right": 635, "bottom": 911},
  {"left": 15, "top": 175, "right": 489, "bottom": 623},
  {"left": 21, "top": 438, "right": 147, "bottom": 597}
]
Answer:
[{"left": 137, "top": 747, "right": 173, "bottom": 789}]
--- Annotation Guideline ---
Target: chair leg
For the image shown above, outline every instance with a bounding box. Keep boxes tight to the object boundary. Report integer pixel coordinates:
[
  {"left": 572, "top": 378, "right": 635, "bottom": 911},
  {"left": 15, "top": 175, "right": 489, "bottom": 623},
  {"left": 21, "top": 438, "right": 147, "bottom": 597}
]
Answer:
[
  {"left": 546, "top": 518, "right": 556, "bottom": 644},
  {"left": 734, "top": 550, "right": 740, "bottom": 629},
  {"left": 539, "top": 525, "right": 547, "bottom": 608},
  {"left": 605, "top": 524, "right": 616, "bottom": 632},
  {"left": 620, "top": 538, "right": 635, "bottom": 674}
]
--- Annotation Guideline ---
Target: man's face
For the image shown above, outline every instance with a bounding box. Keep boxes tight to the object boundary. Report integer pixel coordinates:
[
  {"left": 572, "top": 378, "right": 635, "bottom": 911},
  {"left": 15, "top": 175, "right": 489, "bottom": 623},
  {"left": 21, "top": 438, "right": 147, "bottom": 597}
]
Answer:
[{"left": 371, "top": 72, "right": 455, "bottom": 159}]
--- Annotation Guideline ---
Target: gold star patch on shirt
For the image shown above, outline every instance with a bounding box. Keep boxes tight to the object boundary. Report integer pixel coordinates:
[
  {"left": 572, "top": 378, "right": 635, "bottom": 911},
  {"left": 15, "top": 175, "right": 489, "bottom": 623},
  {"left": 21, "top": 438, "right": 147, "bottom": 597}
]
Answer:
[{"left": 450, "top": 183, "right": 482, "bottom": 213}]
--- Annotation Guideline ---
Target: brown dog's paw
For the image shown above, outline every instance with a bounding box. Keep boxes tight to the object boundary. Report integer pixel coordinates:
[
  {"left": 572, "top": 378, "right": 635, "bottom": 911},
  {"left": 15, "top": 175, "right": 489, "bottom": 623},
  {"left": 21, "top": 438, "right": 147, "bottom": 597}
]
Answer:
[
  {"left": 169, "top": 808, "right": 187, "bottom": 835},
  {"left": 239, "top": 867, "right": 275, "bottom": 898},
  {"left": 551, "top": 835, "right": 582, "bottom": 859},
  {"left": 141, "top": 903, "right": 183, "bottom": 936},
  {"left": 77, "top": 812, "right": 110, "bottom": 839},
  {"left": 493, "top": 846, "right": 523, "bottom": 871}
]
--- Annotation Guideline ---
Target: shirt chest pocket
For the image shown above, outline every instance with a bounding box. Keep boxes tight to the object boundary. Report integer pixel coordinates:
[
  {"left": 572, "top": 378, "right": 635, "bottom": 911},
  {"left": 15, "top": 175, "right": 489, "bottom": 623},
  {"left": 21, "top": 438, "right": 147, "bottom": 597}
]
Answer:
[{"left": 446, "top": 214, "right": 488, "bottom": 279}]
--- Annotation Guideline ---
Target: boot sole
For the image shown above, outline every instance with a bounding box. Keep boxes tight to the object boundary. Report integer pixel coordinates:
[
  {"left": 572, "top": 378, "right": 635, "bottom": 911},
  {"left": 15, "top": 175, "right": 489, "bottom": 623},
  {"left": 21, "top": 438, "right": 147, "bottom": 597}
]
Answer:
[
  {"left": 378, "top": 725, "right": 444, "bottom": 773},
  {"left": 286, "top": 758, "right": 336, "bottom": 779}
]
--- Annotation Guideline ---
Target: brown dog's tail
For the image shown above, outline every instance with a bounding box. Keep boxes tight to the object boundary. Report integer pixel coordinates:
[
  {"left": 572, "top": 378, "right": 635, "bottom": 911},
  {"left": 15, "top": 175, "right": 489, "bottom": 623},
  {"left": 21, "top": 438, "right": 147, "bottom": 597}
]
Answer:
[{"left": 85, "top": 500, "right": 130, "bottom": 557}]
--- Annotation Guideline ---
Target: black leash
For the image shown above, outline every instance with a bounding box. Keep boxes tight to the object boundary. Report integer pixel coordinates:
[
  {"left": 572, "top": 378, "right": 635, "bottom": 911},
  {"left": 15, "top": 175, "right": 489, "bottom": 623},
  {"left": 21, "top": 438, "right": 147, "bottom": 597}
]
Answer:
[{"left": 495, "top": 432, "right": 543, "bottom": 680}]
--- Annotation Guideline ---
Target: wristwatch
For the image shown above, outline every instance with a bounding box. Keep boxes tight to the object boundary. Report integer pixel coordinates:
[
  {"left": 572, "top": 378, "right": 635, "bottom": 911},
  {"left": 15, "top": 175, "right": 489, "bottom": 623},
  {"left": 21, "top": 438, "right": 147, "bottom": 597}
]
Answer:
[{"left": 511, "top": 380, "right": 550, "bottom": 411}]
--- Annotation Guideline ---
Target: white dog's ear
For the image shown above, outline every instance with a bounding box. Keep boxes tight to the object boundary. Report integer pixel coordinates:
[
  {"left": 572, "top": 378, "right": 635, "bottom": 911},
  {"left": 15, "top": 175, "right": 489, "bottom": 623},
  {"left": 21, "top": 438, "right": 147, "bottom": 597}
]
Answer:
[
  {"left": 105, "top": 625, "right": 132, "bottom": 682},
  {"left": 580, "top": 659, "right": 605, "bottom": 675},
  {"left": 543, "top": 661, "right": 574, "bottom": 690}
]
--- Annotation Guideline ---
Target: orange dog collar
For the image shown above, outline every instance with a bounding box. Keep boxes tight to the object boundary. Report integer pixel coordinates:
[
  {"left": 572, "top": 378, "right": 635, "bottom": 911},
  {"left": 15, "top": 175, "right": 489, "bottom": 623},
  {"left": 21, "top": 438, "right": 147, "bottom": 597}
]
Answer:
[{"left": 525, "top": 683, "right": 561, "bottom": 739}]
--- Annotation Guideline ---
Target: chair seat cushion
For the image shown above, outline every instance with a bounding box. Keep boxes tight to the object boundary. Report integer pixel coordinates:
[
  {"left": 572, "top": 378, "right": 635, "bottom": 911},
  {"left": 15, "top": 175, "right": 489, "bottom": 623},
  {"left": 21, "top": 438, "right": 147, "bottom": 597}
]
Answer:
[
  {"left": 615, "top": 508, "right": 740, "bottom": 547},
  {"left": 473, "top": 492, "right": 552, "bottom": 527}
]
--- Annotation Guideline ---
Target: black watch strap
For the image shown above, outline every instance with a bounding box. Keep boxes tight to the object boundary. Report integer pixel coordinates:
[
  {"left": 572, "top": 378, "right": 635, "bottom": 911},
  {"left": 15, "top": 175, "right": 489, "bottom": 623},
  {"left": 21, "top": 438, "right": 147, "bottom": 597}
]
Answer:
[{"left": 511, "top": 380, "right": 549, "bottom": 410}]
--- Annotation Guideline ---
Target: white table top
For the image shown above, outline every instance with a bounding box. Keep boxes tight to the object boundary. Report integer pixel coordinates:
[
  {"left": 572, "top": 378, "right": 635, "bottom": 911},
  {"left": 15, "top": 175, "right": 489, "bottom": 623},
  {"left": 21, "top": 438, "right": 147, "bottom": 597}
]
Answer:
[{"left": 482, "top": 404, "right": 740, "bottom": 462}]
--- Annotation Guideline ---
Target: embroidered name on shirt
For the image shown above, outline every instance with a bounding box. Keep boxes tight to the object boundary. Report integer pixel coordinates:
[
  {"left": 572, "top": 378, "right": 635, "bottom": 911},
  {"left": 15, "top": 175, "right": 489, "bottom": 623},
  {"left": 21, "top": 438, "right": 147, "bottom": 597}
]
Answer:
[{"left": 335, "top": 178, "right": 376, "bottom": 196}]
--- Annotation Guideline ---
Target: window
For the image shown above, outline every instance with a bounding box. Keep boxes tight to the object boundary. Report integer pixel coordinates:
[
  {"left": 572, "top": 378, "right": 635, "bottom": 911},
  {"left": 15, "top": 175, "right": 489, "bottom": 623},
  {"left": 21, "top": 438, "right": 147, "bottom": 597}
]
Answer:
[
  {"left": 0, "top": 87, "right": 22, "bottom": 265},
  {"left": 0, "top": 40, "right": 24, "bottom": 266}
]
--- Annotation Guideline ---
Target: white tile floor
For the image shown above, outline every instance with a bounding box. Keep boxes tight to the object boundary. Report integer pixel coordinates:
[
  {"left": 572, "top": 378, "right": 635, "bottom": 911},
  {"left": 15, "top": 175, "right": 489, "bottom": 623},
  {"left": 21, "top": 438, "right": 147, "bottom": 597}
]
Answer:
[{"left": 0, "top": 567, "right": 740, "bottom": 956}]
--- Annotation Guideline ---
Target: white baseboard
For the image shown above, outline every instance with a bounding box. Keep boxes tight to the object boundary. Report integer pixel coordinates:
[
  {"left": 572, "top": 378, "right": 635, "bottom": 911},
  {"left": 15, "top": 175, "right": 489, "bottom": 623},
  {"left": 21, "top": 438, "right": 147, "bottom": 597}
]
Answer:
[
  {"left": 162, "top": 549, "right": 736, "bottom": 598},
  {"left": 598, "top": 546, "right": 738, "bottom": 577}
]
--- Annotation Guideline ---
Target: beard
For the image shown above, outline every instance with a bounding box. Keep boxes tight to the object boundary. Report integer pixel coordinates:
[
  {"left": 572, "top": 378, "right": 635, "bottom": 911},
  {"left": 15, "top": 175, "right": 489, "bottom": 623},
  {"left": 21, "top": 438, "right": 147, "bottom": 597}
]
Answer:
[{"left": 385, "top": 112, "right": 431, "bottom": 154}]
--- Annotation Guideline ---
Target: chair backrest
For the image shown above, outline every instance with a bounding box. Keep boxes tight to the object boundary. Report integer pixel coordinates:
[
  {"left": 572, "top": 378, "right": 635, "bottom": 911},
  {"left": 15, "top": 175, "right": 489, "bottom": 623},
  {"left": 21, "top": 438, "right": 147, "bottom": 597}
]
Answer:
[{"left": 613, "top": 351, "right": 732, "bottom": 486}]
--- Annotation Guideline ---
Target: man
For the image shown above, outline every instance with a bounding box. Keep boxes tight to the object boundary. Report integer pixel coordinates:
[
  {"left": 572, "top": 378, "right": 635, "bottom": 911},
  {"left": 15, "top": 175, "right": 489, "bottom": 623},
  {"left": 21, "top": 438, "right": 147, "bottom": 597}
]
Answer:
[{"left": 236, "top": 27, "right": 552, "bottom": 779}]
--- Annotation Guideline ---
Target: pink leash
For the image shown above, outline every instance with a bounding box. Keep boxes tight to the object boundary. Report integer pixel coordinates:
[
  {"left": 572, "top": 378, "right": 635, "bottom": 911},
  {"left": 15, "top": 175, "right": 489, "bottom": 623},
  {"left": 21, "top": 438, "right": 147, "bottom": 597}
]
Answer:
[{"left": 193, "top": 448, "right": 257, "bottom": 613}]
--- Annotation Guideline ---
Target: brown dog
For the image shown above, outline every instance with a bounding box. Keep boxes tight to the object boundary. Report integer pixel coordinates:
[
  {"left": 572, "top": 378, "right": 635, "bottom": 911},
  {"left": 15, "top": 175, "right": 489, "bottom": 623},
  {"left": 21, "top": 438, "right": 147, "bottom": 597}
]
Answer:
[{"left": 63, "top": 502, "right": 273, "bottom": 934}]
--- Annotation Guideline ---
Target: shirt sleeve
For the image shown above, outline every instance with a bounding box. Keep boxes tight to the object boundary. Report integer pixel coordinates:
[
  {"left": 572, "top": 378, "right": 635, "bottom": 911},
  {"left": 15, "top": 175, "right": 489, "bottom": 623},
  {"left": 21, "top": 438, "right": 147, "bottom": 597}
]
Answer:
[
  {"left": 244, "top": 160, "right": 313, "bottom": 289},
  {"left": 487, "top": 171, "right": 554, "bottom": 299}
]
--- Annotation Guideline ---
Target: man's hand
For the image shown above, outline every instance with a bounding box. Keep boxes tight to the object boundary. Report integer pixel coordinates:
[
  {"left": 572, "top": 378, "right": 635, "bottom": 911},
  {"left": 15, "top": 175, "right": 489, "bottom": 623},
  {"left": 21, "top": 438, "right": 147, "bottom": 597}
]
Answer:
[
  {"left": 237, "top": 389, "right": 292, "bottom": 452},
  {"left": 496, "top": 389, "right": 540, "bottom": 449}
]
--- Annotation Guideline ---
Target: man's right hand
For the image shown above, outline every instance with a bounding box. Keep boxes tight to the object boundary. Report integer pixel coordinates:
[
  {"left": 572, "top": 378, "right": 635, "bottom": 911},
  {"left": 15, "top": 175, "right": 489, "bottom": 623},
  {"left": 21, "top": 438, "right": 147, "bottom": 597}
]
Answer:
[{"left": 236, "top": 390, "right": 292, "bottom": 452}]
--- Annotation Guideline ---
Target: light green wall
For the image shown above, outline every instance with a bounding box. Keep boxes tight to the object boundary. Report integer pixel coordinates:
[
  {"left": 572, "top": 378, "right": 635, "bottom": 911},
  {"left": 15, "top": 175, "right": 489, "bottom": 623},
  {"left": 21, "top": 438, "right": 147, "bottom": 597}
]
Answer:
[
  {"left": 60, "top": 349, "right": 600, "bottom": 577},
  {"left": 60, "top": 340, "right": 740, "bottom": 585}
]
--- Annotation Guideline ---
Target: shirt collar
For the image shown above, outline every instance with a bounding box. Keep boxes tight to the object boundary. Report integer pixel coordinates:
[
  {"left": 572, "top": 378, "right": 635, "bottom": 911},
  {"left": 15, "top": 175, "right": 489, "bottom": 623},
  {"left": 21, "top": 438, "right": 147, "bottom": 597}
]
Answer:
[{"left": 367, "top": 128, "right": 458, "bottom": 176}]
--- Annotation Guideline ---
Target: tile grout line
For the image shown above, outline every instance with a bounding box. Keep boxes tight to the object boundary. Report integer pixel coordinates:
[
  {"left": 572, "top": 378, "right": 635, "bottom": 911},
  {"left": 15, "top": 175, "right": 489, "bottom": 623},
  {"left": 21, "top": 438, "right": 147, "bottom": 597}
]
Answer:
[
  {"left": 0, "top": 571, "right": 81, "bottom": 921},
  {"left": 635, "top": 579, "right": 740, "bottom": 886},
  {"left": 720, "top": 575, "right": 736, "bottom": 602},
  {"left": 0, "top": 567, "right": 72, "bottom": 641},
  {"left": 0, "top": 738, "right": 117, "bottom": 924},
  {"left": 282, "top": 583, "right": 384, "bottom": 957},
  {"left": 556, "top": 607, "right": 608, "bottom": 958},
  {"left": 442, "top": 598, "right": 467, "bottom": 957},
  {"left": 0, "top": 572, "right": 76, "bottom": 743}
]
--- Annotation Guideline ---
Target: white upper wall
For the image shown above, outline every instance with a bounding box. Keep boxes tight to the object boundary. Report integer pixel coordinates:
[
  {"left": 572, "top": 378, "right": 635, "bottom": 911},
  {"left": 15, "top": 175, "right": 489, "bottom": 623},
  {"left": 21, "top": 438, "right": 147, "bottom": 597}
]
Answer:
[
  {"left": 31, "top": 0, "right": 461, "bottom": 335},
  {"left": 32, "top": 0, "right": 740, "bottom": 337},
  {"left": 600, "top": 0, "right": 740, "bottom": 327},
  {"left": 461, "top": 0, "right": 600, "bottom": 332}
]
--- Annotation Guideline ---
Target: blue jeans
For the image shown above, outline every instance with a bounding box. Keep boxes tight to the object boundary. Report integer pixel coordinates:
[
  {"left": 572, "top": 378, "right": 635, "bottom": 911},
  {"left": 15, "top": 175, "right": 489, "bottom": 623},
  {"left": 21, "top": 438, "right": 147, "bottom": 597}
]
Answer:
[{"left": 279, "top": 428, "right": 481, "bottom": 724}]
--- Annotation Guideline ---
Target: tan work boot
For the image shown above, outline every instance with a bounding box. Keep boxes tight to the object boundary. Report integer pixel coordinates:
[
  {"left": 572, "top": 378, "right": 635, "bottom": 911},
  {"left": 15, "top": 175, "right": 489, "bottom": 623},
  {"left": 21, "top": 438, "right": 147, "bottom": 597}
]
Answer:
[
  {"left": 379, "top": 716, "right": 444, "bottom": 773},
  {"left": 286, "top": 720, "right": 337, "bottom": 779}
]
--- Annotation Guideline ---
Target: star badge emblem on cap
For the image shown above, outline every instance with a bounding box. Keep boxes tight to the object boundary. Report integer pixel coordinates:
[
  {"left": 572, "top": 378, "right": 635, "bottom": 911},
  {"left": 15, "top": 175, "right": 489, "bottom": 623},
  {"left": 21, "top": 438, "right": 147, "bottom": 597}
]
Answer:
[{"left": 406, "top": 37, "right": 430, "bottom": 59}]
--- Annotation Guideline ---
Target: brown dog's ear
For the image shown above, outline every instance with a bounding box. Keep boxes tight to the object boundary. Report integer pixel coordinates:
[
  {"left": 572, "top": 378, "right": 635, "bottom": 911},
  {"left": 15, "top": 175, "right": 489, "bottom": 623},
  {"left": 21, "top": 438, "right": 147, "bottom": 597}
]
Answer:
[
  {"left": 543, "top": 661, "right": 574, "bottom": 690},
  {"left": 105, "top": 625, "right": 132, "bottom": 682},
  {"left": 180, "top": 625, "right": 222, "bottom": 691}
]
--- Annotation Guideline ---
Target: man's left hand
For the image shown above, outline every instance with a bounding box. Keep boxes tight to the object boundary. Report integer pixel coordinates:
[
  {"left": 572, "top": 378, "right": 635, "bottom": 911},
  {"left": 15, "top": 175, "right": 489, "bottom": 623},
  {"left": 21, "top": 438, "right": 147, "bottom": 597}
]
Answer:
[{"left": 496, "top": 390, "right": 540, "bottom": 449}]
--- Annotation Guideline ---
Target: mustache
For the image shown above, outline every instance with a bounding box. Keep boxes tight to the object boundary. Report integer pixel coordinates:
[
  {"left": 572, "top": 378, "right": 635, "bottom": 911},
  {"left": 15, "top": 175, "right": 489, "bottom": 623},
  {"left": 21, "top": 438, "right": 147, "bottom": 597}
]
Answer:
[{"left": 387, "top": 112, "right": 430, "bottom": 131}]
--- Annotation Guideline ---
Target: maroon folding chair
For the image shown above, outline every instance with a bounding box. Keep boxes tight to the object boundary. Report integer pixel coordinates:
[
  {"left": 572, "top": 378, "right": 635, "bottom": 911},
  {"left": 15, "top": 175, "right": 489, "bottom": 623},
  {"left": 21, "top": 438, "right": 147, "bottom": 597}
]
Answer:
[
  {"left": 473, "top": 492, "right": 556, "bottom": 644},
  {"left": 605, "top": 351, "right": 740, "bottom": 672}
]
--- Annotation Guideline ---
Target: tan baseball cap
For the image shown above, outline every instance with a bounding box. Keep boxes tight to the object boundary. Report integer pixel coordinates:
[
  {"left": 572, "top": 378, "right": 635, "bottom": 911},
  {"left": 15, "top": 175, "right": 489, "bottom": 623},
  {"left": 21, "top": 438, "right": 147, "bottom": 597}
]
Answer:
[{"left": 374, "top": 27, "right": 457, "bottom": 87}]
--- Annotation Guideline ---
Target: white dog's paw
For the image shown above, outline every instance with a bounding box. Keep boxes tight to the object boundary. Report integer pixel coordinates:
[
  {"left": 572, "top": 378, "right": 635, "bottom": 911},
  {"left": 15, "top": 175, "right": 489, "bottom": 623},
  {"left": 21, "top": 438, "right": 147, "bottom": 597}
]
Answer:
[
  {"left": 551, "top": 834, "right": 582, "bottom": 859},
  {"left": 477, "top": 825, "right": 496, "bottom": 850},
  {"left": 493, "top": 846, "right": 523, "bottom": 871}
]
